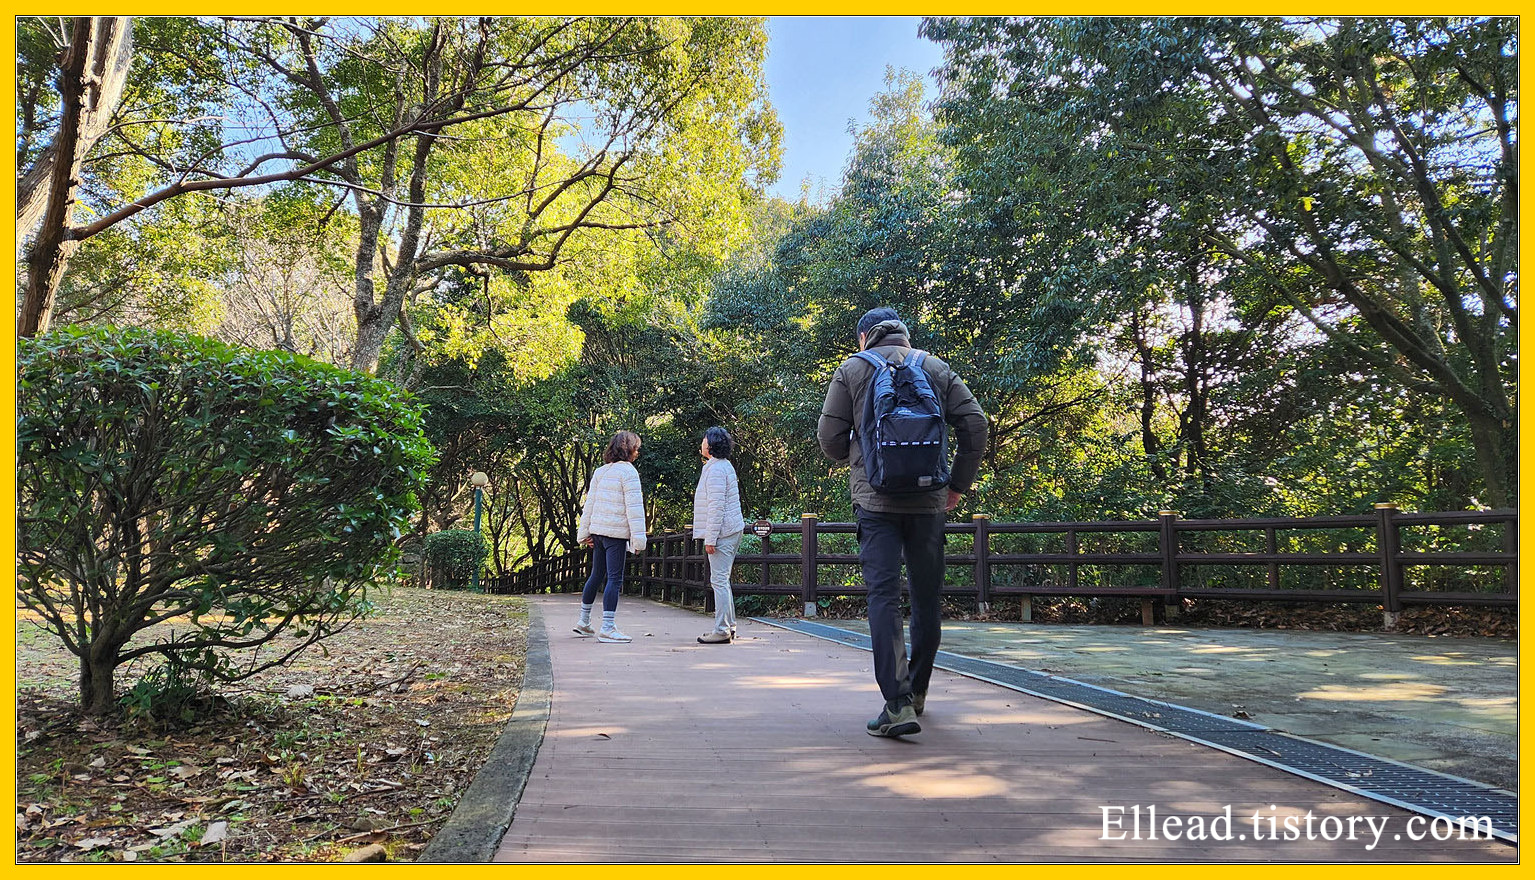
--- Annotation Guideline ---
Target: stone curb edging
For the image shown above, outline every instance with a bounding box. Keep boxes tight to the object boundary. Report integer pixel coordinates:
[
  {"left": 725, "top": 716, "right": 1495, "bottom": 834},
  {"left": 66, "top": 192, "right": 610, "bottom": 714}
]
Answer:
[{"left": 416, "top": 601, "right": 551, "bottom": 863}]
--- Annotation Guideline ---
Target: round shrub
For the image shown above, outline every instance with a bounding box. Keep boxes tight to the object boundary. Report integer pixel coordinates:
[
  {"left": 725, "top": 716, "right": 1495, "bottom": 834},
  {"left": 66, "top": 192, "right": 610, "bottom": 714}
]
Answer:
[
  {"left": 17, "top": 326, "right": 437, "bottom": 714},
  {"left": 424, "top": 529, "right": 491, "bottom": 590}
]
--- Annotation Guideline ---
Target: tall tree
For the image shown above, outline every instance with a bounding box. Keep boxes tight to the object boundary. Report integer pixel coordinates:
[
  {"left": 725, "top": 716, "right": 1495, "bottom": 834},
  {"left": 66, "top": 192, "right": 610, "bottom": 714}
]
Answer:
[
  {"left": 17, "top": 16, "right": 133, "bottom": 336},
  {"left": 16, "top": 15, "right": 781, "bottom": 369},
  {"left": 925, "top": 16, "right": 1518, "bottom": 505}
]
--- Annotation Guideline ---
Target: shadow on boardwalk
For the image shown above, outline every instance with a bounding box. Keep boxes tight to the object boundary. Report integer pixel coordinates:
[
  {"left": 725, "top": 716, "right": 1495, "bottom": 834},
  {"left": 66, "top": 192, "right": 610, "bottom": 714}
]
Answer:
[{"left": 488, "top": 598, "right": 1513, "bottom": 863}]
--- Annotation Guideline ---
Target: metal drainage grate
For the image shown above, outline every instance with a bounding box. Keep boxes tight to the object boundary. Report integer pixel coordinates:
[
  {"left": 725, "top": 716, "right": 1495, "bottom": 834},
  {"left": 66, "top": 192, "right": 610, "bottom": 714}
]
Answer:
[{"left": 758, "top": 617, "right": 1517, "bottom": 844}]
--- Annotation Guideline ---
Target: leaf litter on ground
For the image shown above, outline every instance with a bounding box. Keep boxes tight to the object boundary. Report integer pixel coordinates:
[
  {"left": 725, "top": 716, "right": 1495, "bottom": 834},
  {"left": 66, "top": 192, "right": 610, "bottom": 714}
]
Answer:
[{"left": 15, "top": 586, "right": 528, "bottom": 862}]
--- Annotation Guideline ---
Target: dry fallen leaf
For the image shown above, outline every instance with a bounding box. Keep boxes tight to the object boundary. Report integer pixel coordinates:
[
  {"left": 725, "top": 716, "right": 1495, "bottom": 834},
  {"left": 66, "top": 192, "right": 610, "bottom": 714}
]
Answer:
[
  {"left": 200, "top": 821, "right": 229, "bottom": 846},
  {"left": 148, "top": 818, "right": 196, "bottom": 839}
]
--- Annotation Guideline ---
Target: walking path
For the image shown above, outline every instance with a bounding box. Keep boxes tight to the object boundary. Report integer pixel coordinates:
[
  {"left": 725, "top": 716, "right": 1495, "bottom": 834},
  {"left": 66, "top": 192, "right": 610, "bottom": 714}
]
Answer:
[{"left": 486, "top": 597, "right": 1513, "bottom": 863}]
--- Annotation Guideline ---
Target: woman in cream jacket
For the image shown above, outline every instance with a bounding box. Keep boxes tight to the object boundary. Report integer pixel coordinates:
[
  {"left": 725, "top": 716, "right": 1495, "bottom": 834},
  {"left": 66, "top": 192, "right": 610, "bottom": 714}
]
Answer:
[
  {"left": 693, "top": 427, "right": 745, "bottom": 643},
  {"left": 575, "top": 431, "right": 648, "bottom": 643}
]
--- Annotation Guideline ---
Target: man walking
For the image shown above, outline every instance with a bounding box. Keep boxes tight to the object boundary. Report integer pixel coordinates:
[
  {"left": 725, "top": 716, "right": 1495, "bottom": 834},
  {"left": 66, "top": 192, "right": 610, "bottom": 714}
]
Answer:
[{"left": 818, "top": 307, "right": 988, "bottom": 737}]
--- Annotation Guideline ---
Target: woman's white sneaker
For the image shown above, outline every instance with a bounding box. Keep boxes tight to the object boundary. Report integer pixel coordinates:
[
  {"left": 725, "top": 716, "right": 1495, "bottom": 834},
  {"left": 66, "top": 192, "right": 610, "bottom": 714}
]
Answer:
[{"left": 597, "top": 628, "right": 631, "bottom": 643}]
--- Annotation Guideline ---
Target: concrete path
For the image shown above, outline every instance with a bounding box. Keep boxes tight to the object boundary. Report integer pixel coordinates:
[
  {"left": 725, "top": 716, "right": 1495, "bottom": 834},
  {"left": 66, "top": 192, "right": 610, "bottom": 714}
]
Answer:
[
  {"left": 822, "top": 619, "right": 1517, "bottom": 791},
  {"left": 490, "top": 598, "right": 1513, "bottom": 863}
]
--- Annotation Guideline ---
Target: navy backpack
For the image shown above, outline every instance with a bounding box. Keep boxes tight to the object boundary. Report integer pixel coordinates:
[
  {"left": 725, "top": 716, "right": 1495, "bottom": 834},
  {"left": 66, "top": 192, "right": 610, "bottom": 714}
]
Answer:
[{"left": 853, "top": 349, "right": 950, "bottom": 494}]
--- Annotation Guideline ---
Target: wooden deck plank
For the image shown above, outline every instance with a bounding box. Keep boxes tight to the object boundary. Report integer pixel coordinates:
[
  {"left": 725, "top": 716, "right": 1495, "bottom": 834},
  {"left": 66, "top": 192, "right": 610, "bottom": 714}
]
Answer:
[{"left": 491, "top": 598, "right": 1513, "bottom": 863}]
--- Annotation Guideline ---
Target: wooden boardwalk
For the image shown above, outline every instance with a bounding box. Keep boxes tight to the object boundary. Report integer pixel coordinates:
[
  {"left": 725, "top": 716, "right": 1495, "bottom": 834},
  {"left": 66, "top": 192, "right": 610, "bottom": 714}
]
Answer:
[{"left": 493, "top": 597, "right": 1514, "bottom": 863}]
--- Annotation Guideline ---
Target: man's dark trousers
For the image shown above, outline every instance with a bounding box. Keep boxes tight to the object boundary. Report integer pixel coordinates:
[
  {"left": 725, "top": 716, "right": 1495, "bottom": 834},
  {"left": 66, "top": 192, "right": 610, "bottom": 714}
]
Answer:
[{"left": 857, "top": 507, "right": 945, "bottom": 704}]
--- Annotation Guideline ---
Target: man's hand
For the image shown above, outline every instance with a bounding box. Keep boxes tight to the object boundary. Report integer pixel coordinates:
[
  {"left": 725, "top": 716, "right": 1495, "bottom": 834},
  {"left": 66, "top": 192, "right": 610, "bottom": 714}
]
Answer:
[
  {"left": 705, "top": 544, "right": 716, "bottom": 554},
  {"left": 946, "top": 489, "right": 963, "bottom": 511},
  {"left": 581, "top": 537, "right": 593, "bottom": 547}
]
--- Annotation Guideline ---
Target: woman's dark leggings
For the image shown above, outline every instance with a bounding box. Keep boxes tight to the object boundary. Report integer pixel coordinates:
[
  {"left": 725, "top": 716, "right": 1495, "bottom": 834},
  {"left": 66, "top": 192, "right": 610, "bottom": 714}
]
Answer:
[{"left": 581, "top": 535, "right": 627, "bottom": 612}]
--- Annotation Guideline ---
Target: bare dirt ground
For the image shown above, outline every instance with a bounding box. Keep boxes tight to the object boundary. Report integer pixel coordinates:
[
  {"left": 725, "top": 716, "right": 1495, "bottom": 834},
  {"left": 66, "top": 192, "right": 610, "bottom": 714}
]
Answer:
[{"left": 15, "top": 586, "right": 527, "bottom": 863}]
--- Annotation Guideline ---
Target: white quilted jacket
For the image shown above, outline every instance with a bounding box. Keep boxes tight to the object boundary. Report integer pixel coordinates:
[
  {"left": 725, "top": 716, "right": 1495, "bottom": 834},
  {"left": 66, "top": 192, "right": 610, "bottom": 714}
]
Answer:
[
  {"left": 577, "top": 461, "right": 647, "bottom": 552},
  {"left": 692, "top": 457, "right": 744, "bottom": 545}
]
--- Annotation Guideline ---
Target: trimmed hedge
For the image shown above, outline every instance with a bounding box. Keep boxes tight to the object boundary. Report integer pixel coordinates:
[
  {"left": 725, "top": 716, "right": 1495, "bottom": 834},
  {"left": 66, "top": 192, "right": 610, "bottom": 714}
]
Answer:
[{"left": 17, "top": 326, "right": 437, "bottom": 713}]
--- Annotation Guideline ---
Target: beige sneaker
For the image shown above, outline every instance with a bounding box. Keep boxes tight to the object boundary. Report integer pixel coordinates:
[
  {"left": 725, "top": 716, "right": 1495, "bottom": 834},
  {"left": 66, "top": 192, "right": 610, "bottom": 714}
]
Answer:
[
  {"left": 573, "top": 622, "right": 596, "bottom": 637},
  {"left": 867, "top": 700, "right": 920, "bottom": 737},
  {"left": 697, "top": 631, "right": 731, "bottom": 644}
]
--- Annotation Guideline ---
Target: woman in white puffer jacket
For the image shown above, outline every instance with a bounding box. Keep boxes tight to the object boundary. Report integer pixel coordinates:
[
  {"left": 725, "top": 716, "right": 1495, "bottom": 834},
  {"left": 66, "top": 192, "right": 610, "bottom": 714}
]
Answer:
[
  {"left": 574, "top": 431, "right": 647, "bottom": 643},
  {"left": 693, "top": 427, "right": 745, "bottom": 644}
]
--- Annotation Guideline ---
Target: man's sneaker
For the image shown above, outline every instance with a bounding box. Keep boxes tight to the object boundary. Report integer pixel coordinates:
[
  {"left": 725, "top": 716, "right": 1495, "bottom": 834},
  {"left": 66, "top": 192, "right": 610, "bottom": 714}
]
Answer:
[
  {"left": 866, "top": 700, "right": 921, "bottom": 737},
  {"left": 697, "top": 631, "right": 731, "bottom": 644},
  {"left": 597, "top": 628, "right": 632, "bottom": 643},
  {"left": 912, "top": 692, "right": 927, "bottom": 716},
  {"left": 572, "top": 622, "right": 596, "bottom": 637}
]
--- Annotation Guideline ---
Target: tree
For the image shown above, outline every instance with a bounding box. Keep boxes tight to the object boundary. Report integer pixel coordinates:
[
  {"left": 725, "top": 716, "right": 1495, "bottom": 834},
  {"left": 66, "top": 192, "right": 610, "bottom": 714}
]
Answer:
[
  {"left": 213, "top": 191, "right": 360, "bottom": 363},
  {"left": 17, "top": 16, "right": 782, "bottom": 380},
  {"left": 925, "top": 15, "right": 1518, "bottom": 505},
  {"left": 16, "top": 327, "right": 435, "bottom": 714},
  {"left": 17, "top": 16, "right": 133, "bottom": 336}
]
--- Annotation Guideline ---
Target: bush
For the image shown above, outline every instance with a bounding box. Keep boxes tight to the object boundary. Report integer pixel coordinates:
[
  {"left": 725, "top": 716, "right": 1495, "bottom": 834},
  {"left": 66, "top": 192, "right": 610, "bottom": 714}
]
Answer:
[
  {"left": 424, "top": 529, "right": 490, "bottom": 590},
  {"left": 17, "top": 326, "right": 436, "bottom": 715},
  {"left": 119, "top": 659, "right": 215, "bottom": 726}
]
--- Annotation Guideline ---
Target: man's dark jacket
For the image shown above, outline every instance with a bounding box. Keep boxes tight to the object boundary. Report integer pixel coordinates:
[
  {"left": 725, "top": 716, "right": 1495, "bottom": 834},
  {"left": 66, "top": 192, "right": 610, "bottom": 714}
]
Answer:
[{"left": 817, "top": 322, "right": 988, "bottom": 513}]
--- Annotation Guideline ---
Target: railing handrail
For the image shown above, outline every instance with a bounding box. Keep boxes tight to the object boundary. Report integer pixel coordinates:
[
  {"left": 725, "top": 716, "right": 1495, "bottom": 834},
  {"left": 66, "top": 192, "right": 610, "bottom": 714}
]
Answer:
[{"left": 485, "top": 509, "right": 1518, "bottom": 616}]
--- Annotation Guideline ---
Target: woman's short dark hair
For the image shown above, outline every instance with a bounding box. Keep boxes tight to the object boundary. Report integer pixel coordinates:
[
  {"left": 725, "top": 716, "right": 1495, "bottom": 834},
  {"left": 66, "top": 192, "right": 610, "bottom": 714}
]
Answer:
[
  {"left": 604, "top": 430, "right": 641, "bottom": 464},
  {"left": 704, "top": 426, "right": 733, "bottom": 460}
]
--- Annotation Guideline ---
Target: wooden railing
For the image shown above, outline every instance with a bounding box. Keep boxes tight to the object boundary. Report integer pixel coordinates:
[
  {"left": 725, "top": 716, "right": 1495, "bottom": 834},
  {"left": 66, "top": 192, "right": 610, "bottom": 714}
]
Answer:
[
  {"left": 485, "top": 551, "right": 589, "bottom": 595},
  {"left": 487, "top": 507, "right": 1518, "bottom": 622}
]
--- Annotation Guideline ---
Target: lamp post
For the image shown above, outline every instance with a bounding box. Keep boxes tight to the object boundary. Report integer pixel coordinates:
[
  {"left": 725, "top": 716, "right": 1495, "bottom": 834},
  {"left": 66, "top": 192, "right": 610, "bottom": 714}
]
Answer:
[{"left": 470, "top": 471, "right": 489, "bottom": 592}]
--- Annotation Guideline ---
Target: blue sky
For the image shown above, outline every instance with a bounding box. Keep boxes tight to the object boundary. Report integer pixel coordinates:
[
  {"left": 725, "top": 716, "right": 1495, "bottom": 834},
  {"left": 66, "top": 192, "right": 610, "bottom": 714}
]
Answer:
[{"left": 763, "top": 17, "right": 945, "bottom": 203}]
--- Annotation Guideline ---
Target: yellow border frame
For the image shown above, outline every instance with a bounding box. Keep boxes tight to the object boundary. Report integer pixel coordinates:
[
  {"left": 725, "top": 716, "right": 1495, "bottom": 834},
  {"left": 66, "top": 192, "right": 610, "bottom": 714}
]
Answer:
[{"left": 3, "top": 7, "right": 1526, "bottom": 876}]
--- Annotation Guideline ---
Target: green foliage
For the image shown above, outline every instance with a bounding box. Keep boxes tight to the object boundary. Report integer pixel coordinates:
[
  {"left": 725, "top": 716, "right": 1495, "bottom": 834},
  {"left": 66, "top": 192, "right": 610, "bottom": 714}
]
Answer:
[
  {"left": 924, "top": 15, "right": 1517, "bottom": 506},
  {"left": 119, "top": 659, "right": 211, "bottom": 726},
  {"left": 423, "top": 530, "right": 491, "bottom": 590},
  {"left": 689, "top": 32, "right": 1504, "bottom": 528},
  {"left": 16, "top": 326, "right": 436, "bottom": 714}
]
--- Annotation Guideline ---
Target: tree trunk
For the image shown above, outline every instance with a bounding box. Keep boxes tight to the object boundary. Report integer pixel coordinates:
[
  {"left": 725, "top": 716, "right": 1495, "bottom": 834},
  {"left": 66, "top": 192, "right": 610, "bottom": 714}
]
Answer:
[
  {"left": 18, "top": 17, "right": 133, "bottom": 337},
  {"left": 16, "top": 17, "right": 133, "bottom": 240},
  {"left": 1129, "top": 311, "right": 1165, "bottom": 482},
  {"left": 350, "top": 306, "right": 394, "bottom": 374},
  {"left": 1180, "top": 264, "right": 1210, "bottom": 486},
  {"left": 80, "top": 652, "right": 118, "bottom": 716},
  {"left": 1466, "top": 411, "right": 1516, "bottom": 509}
]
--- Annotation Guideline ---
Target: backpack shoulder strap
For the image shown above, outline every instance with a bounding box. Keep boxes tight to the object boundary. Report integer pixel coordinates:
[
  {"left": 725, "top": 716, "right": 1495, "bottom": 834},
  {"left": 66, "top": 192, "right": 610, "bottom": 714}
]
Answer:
[
  {"left": 853, "top": 350, "right": 889, "bottom": 371},
  {"left": 902, "top": 350, "right": 941, "bottom": 399}
]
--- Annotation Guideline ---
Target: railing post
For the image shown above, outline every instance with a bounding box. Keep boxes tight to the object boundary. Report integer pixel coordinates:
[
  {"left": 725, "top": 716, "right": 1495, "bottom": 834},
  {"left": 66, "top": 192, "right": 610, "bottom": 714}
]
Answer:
[
  {"left": 1265, "top": 526, "right": 1280, "bottom": 591},
  {"left": 703, "top": 530, "right": 716, "bottom": 614},
  {"left": 761, "top": 531, "right": 772, "bottom": 592},
  {"left": 639, "top": 541, "right": 651, "bottom": 599},
  {"left": 685, "top": 525, "right": 696, "bottom": 605},
  {"left": 1376, "top": 503, "right": 1402, "bottom": 628},
  {"left": 801, "top": 513, "right": 819, "bottom": 617},
  {"left": 661, "top": 535, "right": 672, "bottom": 603},
  {"left": 1156, "top": 511, "right": 1179, "bottom": 626},
  {"left": 689, "top": 534, "right": 702, "bottom": 605},
  {"left": 972, "top": 514, "right": 991, "bottom": 613},
  {"left": 1502, "top": 513, "right": 1517, "bottom": 599},
  {"left": 1067, "top": 528, "right": 1079, "bottom": 594}
]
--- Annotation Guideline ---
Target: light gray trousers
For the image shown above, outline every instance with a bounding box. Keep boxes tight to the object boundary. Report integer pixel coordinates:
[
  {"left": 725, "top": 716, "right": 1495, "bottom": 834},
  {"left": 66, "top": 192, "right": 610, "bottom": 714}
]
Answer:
[{"left": 707, "top": 531, "right": 743, "bottom": 634}]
